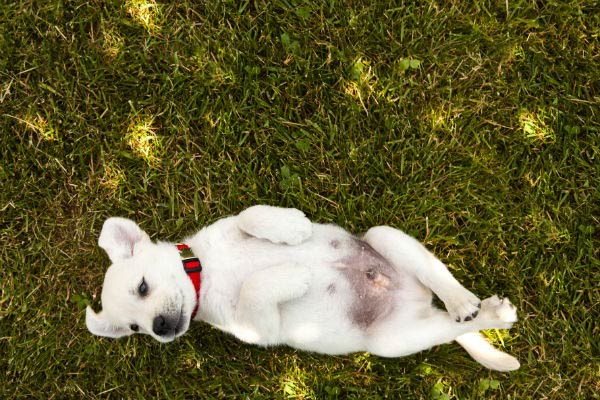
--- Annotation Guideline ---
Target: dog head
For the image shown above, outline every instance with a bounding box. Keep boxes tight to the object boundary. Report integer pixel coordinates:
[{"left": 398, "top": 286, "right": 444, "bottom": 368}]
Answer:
[{"left": 86, "top": 217, "right": 197, "bottom": 343}]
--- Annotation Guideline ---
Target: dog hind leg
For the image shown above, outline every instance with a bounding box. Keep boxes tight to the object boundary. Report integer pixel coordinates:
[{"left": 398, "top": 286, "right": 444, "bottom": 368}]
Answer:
[
  {"left": 366, "top": 295, "right": 518, "bottom": 370},
  {"left": 363, "top": 226, "right": 481, "bottom": 323}
]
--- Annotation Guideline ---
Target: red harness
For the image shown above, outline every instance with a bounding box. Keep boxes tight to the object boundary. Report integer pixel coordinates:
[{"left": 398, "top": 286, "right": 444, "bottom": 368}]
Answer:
[{"left": 176, "top": 243, "right": 201, "bottom": 320}]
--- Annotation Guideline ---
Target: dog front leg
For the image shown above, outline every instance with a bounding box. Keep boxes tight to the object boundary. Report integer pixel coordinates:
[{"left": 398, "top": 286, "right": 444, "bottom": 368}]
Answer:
[
  {"left": 232, "top": 263, "right": 312, "bottom": 345},
  {"left": 237, "top": 205, "right": 312, "bottom": 245}
]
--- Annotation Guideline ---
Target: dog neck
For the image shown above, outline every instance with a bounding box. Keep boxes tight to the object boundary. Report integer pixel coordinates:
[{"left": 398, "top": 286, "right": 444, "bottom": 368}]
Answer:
[{"left": 175, "top": 243, "right": 202, "bottom": 320}]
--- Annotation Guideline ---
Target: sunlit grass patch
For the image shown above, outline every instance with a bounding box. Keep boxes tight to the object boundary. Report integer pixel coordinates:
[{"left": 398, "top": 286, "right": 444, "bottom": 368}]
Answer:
[
  {"left": 348, "top": 58, "right": 376, "bottom": 85},
  {"left": 9, "top": 113, "right": 59, "bottom": 142},
  {"left": 99, "top": 23, "right": 124, "bottom": 59},
  {"left": 0, "top": 78, "right": 13, "bottom": 102},
  {"left": 279, "top": 364, "right": 314, "bottom": 399},
  {"left": 482, "top": 329, "right": 519, "bottom": 348},
  {"left": 428, "top": 105, "right": 454, "bottom": 132},
  {"left": 343, "top": 58, "right": 379, "bottom": 111},
  {"left": 99, "top": 159, "right": 126, "bottom": 193},
  {"left": 125, "top": 0, "right": 163, "bottom": 33},
  {"left": 518, "top": 108, "right": 556, "bottom": 144},
  {"left": 342, "top": 80, "right": 365, "bottom": 106},
  {"left": 125, "top": 115, "right": 162, "bottom": 165},
  {"left": 344, "top": 57, "right": 422, "bottom": 108}
]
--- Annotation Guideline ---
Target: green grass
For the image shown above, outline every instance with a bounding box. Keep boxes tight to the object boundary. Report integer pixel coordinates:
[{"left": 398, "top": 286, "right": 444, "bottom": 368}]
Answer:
[{"left": 1, "top": 0, "right": 599, "bottom": 398}]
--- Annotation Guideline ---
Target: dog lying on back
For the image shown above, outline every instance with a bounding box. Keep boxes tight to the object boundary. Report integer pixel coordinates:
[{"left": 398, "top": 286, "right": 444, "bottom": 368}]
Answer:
[{"left": 86, "top": 205, "right": 519, "bottom": 371}]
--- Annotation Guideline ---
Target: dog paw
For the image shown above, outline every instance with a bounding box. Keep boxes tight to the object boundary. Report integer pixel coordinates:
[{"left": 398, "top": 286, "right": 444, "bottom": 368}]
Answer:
[
  {"left": 291, "top": 265, "right": 313, "bottom": 298},
  {"left": 284, "top": 217, "right": 313, "bottom": 246},
  {"left": 443, "top": 287, "right": 482, "bottom": 323},
  {"left": 479, "top": 295, "right": 517, "bottom": 329}
]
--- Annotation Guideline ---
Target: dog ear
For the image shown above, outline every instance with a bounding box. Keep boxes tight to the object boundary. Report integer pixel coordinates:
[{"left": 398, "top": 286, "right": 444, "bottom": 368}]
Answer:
[
  {"left": 98, "top": 217, "right": 150, "bottom": 263},
  {"left": 86, "top": 306, "right": 130, "bottom": 338}
]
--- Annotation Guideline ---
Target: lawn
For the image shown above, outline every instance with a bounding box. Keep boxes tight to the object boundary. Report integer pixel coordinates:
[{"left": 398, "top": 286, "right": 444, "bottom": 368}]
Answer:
[{"left": 1, "top": 0, "right": 599, "bottom": 398}]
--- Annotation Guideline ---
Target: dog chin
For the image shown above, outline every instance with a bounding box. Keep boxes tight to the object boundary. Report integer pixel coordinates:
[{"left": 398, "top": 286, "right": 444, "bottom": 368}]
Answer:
[
  {"left": 153, "top": 334, "right": 177, "bottom": 343},
  {"left": 152, "top": 326, "right": 188, "bottom": 343}
]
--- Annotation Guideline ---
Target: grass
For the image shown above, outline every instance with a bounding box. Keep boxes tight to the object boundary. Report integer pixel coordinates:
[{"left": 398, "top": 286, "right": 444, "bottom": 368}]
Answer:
[{"left": 1, "top": 0, "right": 599, "bottom": 398}]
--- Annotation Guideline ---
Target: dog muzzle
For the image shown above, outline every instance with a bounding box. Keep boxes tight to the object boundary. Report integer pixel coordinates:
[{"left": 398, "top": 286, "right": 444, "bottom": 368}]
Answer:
[{"left": 176, "top": 243, "right": 202, "bottom": 320}]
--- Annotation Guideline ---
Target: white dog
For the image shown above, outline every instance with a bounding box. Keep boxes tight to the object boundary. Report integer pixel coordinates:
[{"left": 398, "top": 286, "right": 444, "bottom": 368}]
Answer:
[{"left": 86, "top": 205, "right": 519, "bottom": 371}]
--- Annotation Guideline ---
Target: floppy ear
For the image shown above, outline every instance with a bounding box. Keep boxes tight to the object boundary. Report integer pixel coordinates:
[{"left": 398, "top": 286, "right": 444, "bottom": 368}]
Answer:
[
  {"left": 98, "top": 217, "right": 150, "bottom": 263},
  {"left": 86, "top": 306, "right": 130, "bottom": 338}
]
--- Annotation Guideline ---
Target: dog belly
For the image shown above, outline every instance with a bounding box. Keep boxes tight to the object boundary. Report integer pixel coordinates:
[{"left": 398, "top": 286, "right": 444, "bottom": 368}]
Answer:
[
  {"left": 336, "top": 238, "right": 403, "bottom": 329},
  {"left": 278, "top": 243, "right": 404, "bottom": 354}
]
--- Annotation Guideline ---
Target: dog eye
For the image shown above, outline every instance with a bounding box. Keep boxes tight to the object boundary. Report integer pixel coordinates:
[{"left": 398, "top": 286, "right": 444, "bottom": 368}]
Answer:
[
  {"left": 130, "top": 324, "right": 139, "bottom": 332},
  {"left": 138, "top": 278, "right": 148, "bottom": 296}
]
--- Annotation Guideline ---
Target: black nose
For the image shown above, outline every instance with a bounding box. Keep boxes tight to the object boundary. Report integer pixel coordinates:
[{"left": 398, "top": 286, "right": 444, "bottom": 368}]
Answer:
[{"left": 152, "top": 315, "right": 172, "bottom": 336}]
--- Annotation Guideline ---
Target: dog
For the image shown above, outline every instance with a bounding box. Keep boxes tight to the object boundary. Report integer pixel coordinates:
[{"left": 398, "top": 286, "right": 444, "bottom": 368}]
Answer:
[{"left": 86, "top": 205, "right": 519, "bottom": 371}]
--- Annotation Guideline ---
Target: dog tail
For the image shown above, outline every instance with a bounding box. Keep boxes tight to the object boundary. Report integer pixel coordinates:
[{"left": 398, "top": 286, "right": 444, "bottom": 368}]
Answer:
[{"left": 455, "top": 332, "right": 520, "bottom": 371}]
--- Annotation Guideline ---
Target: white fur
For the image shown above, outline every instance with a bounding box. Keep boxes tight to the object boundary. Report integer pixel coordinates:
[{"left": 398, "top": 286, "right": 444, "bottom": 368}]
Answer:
[{"left": 86, "top": 205, "right": 519, "bottom": 370}]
